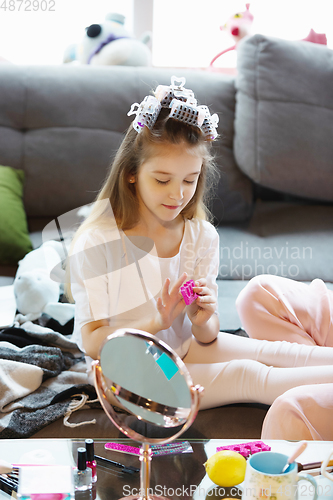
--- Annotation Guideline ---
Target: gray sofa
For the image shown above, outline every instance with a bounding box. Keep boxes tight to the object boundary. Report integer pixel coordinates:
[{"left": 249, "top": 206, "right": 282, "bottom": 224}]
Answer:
[{"left": 1, "top": 34, "right": 332, "bottom": 439}]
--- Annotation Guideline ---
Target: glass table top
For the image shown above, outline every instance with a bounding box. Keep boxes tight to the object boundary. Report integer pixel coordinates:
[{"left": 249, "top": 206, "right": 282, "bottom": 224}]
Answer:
[{"left": 0, "top": 439, "right": 332, "bottom": 500}]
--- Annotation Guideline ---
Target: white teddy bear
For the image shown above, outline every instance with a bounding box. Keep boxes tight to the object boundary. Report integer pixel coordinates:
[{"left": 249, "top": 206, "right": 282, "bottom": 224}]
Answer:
[
  {"left": 14, "top": 240, "right": 75, "bottom": 326},
  {"left": 69, "top": 12, "right": 151, "bottom": 67}
]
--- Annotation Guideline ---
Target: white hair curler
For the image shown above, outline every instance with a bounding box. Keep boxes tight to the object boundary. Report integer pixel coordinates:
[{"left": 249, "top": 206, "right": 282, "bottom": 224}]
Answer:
[{"left": 127, "top": 76, "right": 219, "bottom": 140}]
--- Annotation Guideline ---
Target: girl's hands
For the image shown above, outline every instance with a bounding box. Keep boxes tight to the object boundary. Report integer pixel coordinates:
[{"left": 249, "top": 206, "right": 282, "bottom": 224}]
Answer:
[
  {"left": 155, "top": 272, "right": 187, "bottom": 331},
  {"left": 186, "top": 278, "right": 217, "bottom": 327},
  {"left": 155, "top": 275, "right": 217, "bottom": 334}
]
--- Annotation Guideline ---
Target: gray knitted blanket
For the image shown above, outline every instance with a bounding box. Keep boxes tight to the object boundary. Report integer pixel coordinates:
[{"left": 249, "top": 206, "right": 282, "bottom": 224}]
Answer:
[{"left": 0, "top": 320, "right": 98, "bottom": 438}]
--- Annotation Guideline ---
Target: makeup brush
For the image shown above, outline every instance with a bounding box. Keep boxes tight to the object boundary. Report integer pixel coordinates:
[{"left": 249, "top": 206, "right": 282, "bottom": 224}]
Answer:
[
  {"left": 297, "top": 459, "right": 333, "bottom": 472},
  {"left": 282, "top": 441, "right": 308, "bottom": 473},
  {"left": 0, "top": 459, "right": 15, "bottom": 474},
  {"left": 0, "top": 474, "right": 18, "bottom": 495},
  {"left": 95, "top": 455, "right": 139, "bottom": 474}
]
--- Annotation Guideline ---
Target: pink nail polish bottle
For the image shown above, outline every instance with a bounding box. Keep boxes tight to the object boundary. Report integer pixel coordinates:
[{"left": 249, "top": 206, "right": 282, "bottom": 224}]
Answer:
[{"left": 85, "top": 439, "right": 97, "bottom": 483}]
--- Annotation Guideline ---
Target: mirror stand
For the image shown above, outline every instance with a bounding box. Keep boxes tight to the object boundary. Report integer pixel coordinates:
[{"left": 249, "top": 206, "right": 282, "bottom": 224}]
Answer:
[
  {"left": 93, "top": 328, "right": 204, "bottom": 500},
  {"left": 139, "top": 443, "right": 153, "bottom": 500}
]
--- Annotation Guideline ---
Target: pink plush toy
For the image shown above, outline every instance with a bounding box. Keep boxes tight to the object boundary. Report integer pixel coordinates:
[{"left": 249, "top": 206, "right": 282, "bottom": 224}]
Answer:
[
  {"left": 210, "top": 3, "right": 254, "bottom": 67},
  {"left": 210, "top": 4, "right": 327, "bottom": 68},
  {"left": 302, "top": 28, "right": 327, "bottom": 45}
]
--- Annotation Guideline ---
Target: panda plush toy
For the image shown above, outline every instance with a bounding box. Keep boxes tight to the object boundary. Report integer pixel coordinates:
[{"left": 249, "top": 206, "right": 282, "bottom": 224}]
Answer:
[{"left": 68, "top": 12, "right": 151, "bottom": 67}]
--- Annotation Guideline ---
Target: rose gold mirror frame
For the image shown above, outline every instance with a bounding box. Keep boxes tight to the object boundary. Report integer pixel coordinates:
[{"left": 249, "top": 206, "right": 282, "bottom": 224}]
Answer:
[{"left": 93, "top": 328, "right": 204, "bottom": 500}]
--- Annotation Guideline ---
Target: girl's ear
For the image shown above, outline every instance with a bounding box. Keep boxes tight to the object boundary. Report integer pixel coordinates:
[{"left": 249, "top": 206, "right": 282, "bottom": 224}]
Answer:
[{"left": 128, "top": 176, "right": 135, "bottom": 183}]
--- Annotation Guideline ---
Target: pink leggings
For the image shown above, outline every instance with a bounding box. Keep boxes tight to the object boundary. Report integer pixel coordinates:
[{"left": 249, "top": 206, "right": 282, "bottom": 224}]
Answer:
[
  {"left": 235, "top": 275, "right": 333, "bottom": 440},
  {"left": 260, "top": 383, "right": 333, "bottom": 440}
]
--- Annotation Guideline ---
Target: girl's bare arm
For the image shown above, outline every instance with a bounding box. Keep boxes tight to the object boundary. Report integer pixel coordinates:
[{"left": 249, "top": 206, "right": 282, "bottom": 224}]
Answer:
[{"left": 81, "top": 316, "right": 164, "bottom": 360}]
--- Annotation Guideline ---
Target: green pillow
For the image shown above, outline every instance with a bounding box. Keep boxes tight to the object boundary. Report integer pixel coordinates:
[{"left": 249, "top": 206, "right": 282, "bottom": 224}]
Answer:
[{"left": 0, "top": 165, "right": 33, "bottom": 264}]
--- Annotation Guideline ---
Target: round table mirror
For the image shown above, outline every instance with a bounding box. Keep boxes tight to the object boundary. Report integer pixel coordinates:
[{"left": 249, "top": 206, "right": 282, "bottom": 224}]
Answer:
[{"left": 93, "top": 328, "right": 204, "bottom": 500}]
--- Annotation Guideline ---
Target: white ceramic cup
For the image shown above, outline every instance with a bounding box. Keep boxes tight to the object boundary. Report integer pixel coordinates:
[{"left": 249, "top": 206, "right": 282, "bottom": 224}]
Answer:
[{"left": 242, "top": 451, "right": 318, "bottom": 500}]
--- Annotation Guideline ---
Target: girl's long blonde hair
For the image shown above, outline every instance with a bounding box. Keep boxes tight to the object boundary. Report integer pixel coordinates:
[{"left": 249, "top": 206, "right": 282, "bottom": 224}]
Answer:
[{"left": 65, "top": 108, "right": 219, "bottom": 301}]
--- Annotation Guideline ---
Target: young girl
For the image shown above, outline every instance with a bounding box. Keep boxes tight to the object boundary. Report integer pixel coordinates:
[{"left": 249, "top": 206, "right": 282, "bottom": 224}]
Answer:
[{"left": 68, "top": 77, "right": 333, "bottom": 419}]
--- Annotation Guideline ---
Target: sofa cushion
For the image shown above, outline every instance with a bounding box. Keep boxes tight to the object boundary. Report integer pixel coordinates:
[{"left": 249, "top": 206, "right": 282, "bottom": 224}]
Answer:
[
  {"left": 234, "top": 34, "right": 333, "bottom": 201},
  {"left": 217, "top": 201, "right": 333, "bottom": 283},
  {"left": 0, "top": 165, "right": 32, "bottom": 264}
]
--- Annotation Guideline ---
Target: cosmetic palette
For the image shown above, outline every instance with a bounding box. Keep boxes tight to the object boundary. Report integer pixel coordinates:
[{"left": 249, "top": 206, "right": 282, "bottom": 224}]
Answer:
[{"left": 17, "top": 465, "right": 74, "bottom": 500}]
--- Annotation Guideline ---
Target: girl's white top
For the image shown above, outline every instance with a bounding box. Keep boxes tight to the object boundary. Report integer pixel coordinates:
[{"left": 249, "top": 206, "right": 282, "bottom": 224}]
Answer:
[{"left": 70, "top": 217, "right": 219, "bottom": 360}]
